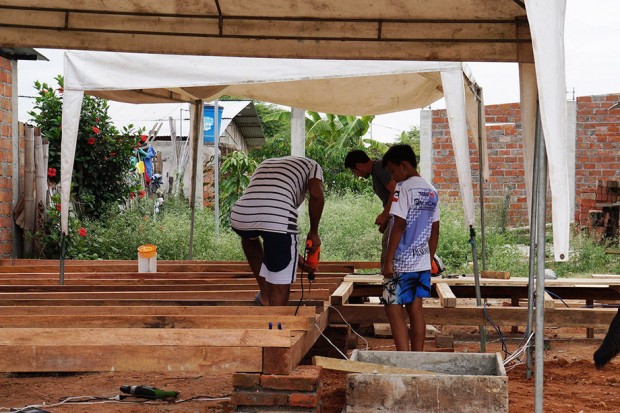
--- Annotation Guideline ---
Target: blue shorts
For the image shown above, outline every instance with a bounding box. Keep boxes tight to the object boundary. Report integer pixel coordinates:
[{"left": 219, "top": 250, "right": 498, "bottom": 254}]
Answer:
[{"left": 381, "top": 271, "right": 431, "bottom": 305}]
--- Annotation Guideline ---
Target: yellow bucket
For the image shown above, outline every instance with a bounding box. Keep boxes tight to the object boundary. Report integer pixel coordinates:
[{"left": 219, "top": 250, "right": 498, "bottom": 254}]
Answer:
[{"left": 137, "top": 244, "right": 157, "bottom": 258}]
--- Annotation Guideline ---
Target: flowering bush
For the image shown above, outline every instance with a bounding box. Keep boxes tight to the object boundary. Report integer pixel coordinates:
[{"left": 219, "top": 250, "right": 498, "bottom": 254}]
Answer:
[{"left": 29, "top": 75, "right": 144, "bottom": 219}]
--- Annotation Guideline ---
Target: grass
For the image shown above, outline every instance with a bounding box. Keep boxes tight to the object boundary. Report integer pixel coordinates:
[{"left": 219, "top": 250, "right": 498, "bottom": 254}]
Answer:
[{"left": 73, "top": 193, "right": 619, "bottom": 277}]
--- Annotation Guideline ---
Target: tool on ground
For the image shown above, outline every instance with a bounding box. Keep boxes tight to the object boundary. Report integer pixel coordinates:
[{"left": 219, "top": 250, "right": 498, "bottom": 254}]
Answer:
[
  {"left": 120, "top": 385, "right": 179, "bottom": 400},
  {"left": 305, "top": 239, "right": 320, "bottom": 282}
]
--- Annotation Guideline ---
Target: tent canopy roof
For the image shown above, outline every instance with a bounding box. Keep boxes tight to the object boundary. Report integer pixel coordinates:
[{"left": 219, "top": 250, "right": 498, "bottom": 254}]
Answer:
[
  {"left": 65, "top": 52, "right": 479, "bottom": 116},
  {"left": 0, "top": 1, "right": 531, "bottom": 62}
]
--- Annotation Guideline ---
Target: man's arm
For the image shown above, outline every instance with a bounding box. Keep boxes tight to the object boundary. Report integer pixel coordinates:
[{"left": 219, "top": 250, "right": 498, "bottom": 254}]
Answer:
[
  {"left": 306, "top": 177, "right": 324, "bottom": 253},
  {"left": 375, "top": 179, "right": 397, "bottom": 232}
]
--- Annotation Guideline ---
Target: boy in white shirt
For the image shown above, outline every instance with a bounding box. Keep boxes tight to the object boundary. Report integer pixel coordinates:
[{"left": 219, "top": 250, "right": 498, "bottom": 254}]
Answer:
[{"left": 382, "top": 144, "right": 440, "bottom": 351}]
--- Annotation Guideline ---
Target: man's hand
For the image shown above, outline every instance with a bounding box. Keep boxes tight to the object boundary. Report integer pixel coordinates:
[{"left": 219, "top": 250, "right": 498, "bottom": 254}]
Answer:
[
  {"left": 306, "top": 231, "right": 321, "bottom": 254},
  {"left": 375, "top": 211, "right": 390, "bottom": 233}
]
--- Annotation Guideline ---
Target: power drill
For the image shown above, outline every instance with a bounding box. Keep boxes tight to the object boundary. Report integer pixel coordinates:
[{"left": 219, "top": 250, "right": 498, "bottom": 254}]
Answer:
[
  {"left": 120, "top": 385, "right": 179, "bottom": 400},
  {"left": 305, "top": 240, "right": 320, "bottom": 282}
]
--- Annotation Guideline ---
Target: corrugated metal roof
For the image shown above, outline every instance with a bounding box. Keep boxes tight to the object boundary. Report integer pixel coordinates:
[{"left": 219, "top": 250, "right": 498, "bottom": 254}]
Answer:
[
  {"left": 106, "top": 100, "right": 264, "bottom": 147},
  {"left": 0, "top": 48, "right": 48, "bottom": 61}
]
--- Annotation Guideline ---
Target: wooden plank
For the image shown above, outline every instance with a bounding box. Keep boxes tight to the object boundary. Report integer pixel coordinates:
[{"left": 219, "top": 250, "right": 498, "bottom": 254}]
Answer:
[
  {"left": 0, "top": 289, "right": 331, "bottom": 300},
  {"left": 313, "top": 356, "right": 437, "bottom": 375},
  {"left": 592, "top": 274, "right": 620, "bottom": 279},
  {"left": 263, "top": 310, "right": 328, "bottom": 375},
  {"left": 0, "top": 305, "right": 317, "bottom": 316},
  {"left": 328, "top": 304, "right": 619, "bottom": 328},
  {"left": 0, "top": 299, "right": 326, "bottom": 307},
  {"left": 0, "top": 345, "right": 262, "bottom": 373},
  {"left": 481, "top": 270, "right": 511, "bottom": 280},
  {"left": 330, "top": 282, "right": 354, "bottom": 306},
  {"left": 544, "top": 291, "right": 555, "bottom": 309},
  {"left": 0, "top": 315, "right": 315, "bottom": 330},
  {"left": 0, "top": 328, "right": 292, "bottom": 347},
  {"left": 0, "top": 283, "right": 340, "bottom": 293},
  {"left": 435, "top": 283, "right": 457, "bottom": 308}
]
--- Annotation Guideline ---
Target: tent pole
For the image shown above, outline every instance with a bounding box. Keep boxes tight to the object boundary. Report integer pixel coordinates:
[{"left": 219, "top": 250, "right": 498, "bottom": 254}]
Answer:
[
  {"left": 214, "top": 100, "right": 220, "bottom": 240},
  {"left": 534, "top": 105, "right": 548, "bottom": 413},
  {"left": 188, "top": 100, "right": 203, "bottom": 259},
  {"left": 469, "top": 225, "right": 486, "bottom": 352},
  {"left": 476, "top": 86, "right": 487, "bottom": 271},
  {"left": 525, "top": 102, "right": 542, "bottom": 379}
]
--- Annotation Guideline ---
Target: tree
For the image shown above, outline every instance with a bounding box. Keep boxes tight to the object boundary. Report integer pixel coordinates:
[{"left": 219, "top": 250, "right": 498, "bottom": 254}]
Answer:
[{"left": 29, "top": 75, "right": 143, "bottom": 219}]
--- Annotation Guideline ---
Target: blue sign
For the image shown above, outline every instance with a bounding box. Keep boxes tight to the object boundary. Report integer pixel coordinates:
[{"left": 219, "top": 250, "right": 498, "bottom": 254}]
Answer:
[{"left": 203, "top": 105, "right": 224, "bottom": 143}]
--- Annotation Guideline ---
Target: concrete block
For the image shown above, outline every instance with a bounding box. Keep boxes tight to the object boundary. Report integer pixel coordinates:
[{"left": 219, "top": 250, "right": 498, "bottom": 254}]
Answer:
[
  {"left": 345, "top": 350, "right": 508, "bottom": 413},
  {"left": 434, "top": 333, "right": 454, "bottom": 349}
]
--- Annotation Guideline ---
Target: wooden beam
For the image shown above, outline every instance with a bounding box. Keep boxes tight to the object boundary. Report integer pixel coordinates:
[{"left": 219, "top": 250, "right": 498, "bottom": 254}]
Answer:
[
  {"left": 263, "top": 309, "right": 328, "bottom": 374},
  {"left": 0, "top": 315, "right": 315, "bottom": 330},
  {"left": 0, "top": 298, "right": 326, "bottom": 307},
  {"left": 435, "top": 282, "right": 457, "bottom": 308},
  {"left": 328, "top": 304, "right": 619, "bottom": 328},
  {"left": 0, "top": 305, "right": 317, "bottom": 316},
  {"left": 330, "top": 281, "right": 353, "bottom": 306},
  {"left": 0, "top": 345, "right": 262, "bottom": 373},
  {"left": 313, "top": 356, "right": 437, "bottom": 375},
  {"left": 0, "top": 328, "right": 292, "bottom": 347}
]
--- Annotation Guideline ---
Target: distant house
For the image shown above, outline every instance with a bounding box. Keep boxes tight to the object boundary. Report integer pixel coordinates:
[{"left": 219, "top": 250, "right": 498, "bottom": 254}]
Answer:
[{"left": 108, "top": 100, "right": 265, "bottom": 204}]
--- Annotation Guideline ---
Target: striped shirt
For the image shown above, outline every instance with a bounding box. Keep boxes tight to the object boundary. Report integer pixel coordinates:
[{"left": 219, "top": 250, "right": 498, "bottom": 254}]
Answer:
[{"left": 230, "top": 156, "right": 323, "bottom": 234}]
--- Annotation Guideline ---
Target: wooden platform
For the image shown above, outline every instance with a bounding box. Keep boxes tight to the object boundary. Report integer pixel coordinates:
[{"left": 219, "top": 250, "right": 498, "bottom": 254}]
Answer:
[{"left": 0, "top": 259, "right": 347, "bottom": 374}]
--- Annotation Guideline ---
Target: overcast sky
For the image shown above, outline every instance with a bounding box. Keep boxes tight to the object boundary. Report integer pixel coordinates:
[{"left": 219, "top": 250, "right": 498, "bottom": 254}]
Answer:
[{"left": 16, "top": 1, "right": 620, "bottom": 142}]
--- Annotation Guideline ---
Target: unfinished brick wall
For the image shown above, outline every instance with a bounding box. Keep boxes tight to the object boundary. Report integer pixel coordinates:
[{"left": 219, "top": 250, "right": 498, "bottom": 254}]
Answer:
[
  {"left": 0, "top": 56, "right": 13, "bottom": 257},
  {"left": 574, "top": 94, "right": 620, "bottom": 228},
  {"left": 432, "top": 94, "right": 620, "bottom": 229}
]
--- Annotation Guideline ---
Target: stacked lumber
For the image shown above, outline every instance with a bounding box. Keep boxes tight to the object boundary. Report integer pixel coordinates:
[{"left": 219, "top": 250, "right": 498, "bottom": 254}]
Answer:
[{"left": 0, "top": 259, "right": 350, "bottom": 374}]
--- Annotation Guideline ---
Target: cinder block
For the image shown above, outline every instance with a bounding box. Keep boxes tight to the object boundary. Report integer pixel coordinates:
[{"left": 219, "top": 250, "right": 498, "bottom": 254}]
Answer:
[{"left": 346, "top": 351, "right": 508, "bottom": 413}]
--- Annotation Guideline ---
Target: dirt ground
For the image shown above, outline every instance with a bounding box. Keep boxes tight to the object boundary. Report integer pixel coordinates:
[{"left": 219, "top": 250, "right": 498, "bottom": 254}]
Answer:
[{"left": 1, "top": 327, "right": 618, "bottom": 413}]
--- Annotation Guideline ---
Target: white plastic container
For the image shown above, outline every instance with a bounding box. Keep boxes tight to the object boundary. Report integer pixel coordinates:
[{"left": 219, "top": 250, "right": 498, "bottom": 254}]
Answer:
[{"left": 137, "top": 244, "right": 157, "bottom": 273}]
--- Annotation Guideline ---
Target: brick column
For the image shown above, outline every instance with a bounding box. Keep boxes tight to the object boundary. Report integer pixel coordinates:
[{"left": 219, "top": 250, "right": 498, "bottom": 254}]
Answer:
[
  {"left": 232, "top": 365, "right": 323, "bottom": 412},
  {"left": 0, "top": 56, "right": 14, "bottom": 257}
]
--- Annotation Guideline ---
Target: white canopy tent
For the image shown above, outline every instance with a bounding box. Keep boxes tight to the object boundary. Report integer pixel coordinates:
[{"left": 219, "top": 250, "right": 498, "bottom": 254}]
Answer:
[{"left": 60, "top": 53, "right": 488, "bottom": 236}]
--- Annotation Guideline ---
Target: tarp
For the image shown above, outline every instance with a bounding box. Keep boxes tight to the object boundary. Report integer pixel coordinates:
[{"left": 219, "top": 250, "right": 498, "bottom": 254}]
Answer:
[{"left": 60, "top": 54, "right": 484, "bottom": 233}]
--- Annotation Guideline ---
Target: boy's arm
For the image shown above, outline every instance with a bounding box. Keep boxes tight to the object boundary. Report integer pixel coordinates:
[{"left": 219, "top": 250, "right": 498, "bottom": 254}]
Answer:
[
  {"left": 382, "top": 216, "right": 405, "bottom": 277},
  {"left": 429, "top": 220, "right": 440, "bottom": 263}
]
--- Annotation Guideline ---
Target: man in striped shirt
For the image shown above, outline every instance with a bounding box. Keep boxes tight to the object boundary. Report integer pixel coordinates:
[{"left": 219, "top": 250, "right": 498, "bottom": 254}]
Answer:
[{"left": 230, "top": 156, "right": 325, "bottom": 306}]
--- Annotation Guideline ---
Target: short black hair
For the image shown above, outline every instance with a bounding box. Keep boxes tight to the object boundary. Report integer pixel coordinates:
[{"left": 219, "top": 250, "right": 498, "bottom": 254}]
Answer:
[
  {"left": 344, "top": 150, "right": 370, "bottom": 169},
  {"left": 382, "top": 144, "right": 418, "bottom": 169}
]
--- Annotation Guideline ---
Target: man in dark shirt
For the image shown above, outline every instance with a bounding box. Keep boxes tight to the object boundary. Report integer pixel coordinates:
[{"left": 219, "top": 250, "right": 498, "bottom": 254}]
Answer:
[{"left": 345, "top": 150, "right": 396, "bottom": 265}]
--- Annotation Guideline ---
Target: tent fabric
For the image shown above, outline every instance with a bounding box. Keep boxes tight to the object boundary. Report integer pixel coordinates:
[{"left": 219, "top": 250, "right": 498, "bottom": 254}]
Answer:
[
  {"left": 60, "top": 53, "right": 482, "bottom": 237},
  {"left": 525, "top": 0, "right": 569, "bottom": 261}
]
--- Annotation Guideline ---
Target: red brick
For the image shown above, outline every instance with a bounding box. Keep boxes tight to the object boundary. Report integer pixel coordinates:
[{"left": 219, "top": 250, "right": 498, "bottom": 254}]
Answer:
[
  {"left": 232, "top": 390, "right": 288, "bottom": 406},
  {"left": 261, "top": 366, "right": 322, "bottom": 391},
  {"left": 232, "top": 372, "right": 261, "bottom": 389},
  {"left": 289, "top": 392, "right": 320, "bottom": 408}
]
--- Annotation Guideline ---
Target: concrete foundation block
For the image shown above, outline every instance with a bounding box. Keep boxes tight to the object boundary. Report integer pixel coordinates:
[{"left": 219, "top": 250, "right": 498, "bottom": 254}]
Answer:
[{"left": 345, "top": 350, "right": 508, "bottom": 413}]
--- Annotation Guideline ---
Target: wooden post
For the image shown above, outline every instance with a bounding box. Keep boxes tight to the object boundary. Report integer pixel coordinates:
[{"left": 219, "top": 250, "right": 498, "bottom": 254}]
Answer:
[{"left": 23, "top": 125, "right": 35, "bottom": 257}]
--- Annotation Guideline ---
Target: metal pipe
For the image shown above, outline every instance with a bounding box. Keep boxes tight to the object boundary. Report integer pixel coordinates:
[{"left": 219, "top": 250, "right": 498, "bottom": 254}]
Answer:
[
  {"left": 476, "top": 86, "right": 487, "bottom": 270},
  {"left": 214, "top": 100, "right": 220, "bottom": 240},
  {"left": 534, "top": 107, "right": 548, "bottom": 413},
  {"left": 469, "top": 225, "right": 486, "bottom": 352},
  {"left": 525, "top": 102, "right": 541, "bottom": 379}
]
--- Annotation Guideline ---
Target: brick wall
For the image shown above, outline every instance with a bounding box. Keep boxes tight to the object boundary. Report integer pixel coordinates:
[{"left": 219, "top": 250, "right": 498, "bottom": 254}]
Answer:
[
  {"left": 0, "top": 56, "right": 13, "bottom": 257},
  {"left": 574, "top": 94, "right": 620, "bottom": 227},
  {"left": 432, "top": 93, "right": 620, "bottom": 228}
]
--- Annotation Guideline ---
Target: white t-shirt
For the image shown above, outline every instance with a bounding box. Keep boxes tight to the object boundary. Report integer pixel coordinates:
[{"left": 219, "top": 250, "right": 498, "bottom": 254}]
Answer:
[
  {"left": 389, "top": 175, "right": 440, "bottom": 273},
  {"left": 230, "top": 156, "right": 323, "bottom": 234}
]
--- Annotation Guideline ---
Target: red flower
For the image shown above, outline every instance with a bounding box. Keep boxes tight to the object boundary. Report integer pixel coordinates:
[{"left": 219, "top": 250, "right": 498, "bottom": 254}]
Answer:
[
  {"left": 140, "top": 134, "right": 148, "bottom": 142},
  {"left": 78, "top": 227, "right": 87, "bottom": 237},
  {"left": 56, "top": 203, "right": 61, "bottom": 212},
  {"left": 138, "top": 190, "right": 146, "bottom": 198},
  {"left": 57, "top": 87, "right": 64, "bottom": 94},
  {"left": 47, "top": 167, "right": 57, "bottom": 177},
  {"left": 129, "top": 192, "right": 135, "bottom": 200},
  {"left": 87, "top": 137, "right": 96, "bottom": 145},
  {"left": 92, "top": 126, "right": 100, "bottom": 134},
  {"left": 109, "top": 151, "right": 116, "bottom": 157}
]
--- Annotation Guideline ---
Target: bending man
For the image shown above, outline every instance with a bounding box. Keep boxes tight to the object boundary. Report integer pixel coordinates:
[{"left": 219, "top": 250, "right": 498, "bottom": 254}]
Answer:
[{"left": 230, "top": 156, "right": 324, "bottom": 306}]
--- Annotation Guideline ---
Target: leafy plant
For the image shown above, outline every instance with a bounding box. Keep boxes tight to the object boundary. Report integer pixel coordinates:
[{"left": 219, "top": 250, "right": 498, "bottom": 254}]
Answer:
[
  {"left": 29, "top": 75, "right": 144, "bottom": 219},
  {"left": 219, "top": 151, "right": 258, "bottom": 226}
]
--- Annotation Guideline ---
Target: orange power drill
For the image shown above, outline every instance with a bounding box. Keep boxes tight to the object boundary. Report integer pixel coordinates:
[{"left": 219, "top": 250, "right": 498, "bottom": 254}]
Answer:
[{"left": 305, "top": 240, "right": 320, "bottom": 282}]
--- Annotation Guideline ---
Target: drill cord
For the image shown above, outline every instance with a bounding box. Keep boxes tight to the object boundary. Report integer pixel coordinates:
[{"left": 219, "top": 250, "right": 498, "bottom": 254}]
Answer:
[{"left": 294, "top": 247, "right": 309, "bottom": 316}]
